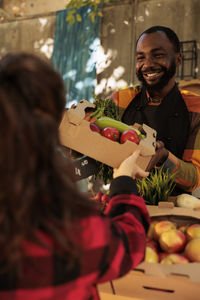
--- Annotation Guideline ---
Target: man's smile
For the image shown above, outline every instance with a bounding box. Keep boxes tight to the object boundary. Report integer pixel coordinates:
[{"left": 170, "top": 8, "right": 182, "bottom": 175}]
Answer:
[{"left": 142, "top": 70, "right": 163, "bottom": 82}]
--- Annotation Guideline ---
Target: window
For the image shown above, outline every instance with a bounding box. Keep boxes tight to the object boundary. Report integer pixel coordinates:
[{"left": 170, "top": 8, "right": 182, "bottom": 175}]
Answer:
[{"left": 176, "top": 40, "right": 197, "bottom": 79}]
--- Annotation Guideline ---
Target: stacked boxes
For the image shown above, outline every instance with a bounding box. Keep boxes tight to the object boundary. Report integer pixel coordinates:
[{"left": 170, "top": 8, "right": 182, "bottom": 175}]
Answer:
[{"left": 98, "top": 204, "right": 200, "bottom": 300}]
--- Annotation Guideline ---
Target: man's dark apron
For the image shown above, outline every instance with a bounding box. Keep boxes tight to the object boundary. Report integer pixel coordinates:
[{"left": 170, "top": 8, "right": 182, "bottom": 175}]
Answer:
[{"left": 122, "top": 84, "right": 190, "bottom": 195}]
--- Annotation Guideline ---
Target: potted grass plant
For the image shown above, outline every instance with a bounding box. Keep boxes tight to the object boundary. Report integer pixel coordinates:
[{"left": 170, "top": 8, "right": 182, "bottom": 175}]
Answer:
[{"left": 136, "top": 166, "right": 176, "bottom": 206}]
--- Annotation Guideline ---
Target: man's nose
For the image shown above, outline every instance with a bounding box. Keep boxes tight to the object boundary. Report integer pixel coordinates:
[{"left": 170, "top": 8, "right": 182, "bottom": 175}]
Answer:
[{"left": 142, "top": 56, "right": 155, "bottom": 69}]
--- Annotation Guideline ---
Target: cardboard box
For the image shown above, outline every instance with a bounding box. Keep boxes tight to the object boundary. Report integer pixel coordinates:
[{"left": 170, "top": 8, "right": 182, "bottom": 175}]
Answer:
[
  {"left": 59, "top": 100, "right": 156, "bottom": 170},
  {"left": 98, "top": 203, "right": 200, "bottom": 300},
  {"left": 99, "top": 292, "right": 140, "bottom": 300}
]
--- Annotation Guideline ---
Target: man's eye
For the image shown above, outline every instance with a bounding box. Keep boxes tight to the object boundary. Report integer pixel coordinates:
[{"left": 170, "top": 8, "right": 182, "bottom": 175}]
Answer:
[
  {"left": 136, "top": 56, "right": 144, "bottom": 61},
  {"left": 154, "top": 53, "right": 164, "bottom": 58}
]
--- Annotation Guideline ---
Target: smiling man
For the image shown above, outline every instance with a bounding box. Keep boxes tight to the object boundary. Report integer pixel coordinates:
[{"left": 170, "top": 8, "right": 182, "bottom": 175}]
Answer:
[
  {"left": 111, "top": 26, "right": 200, "bottom": 195},
  {"left": 135, "top": 28, "right": 180, "bottom": 95}
]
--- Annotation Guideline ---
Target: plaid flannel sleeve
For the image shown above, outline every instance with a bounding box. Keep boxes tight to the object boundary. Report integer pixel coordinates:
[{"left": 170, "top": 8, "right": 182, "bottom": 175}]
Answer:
[{"left": 79, "top": 176, "right": 150, "bottom": 284}]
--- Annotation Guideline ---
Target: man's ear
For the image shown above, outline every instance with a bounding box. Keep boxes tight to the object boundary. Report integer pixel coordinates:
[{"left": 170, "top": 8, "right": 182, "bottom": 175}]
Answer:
[{"left": 176, "top": 53, "right": 182, "bottom": 67}]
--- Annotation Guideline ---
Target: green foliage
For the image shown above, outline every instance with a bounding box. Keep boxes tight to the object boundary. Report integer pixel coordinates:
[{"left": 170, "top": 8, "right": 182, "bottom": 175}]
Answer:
[
  {"left": 97, "top": 163, "right": 114, "bottom": 185},
  {"left": 93, "top": 96, "right": 121, "bottom": 121},
  {"left": 66, "top": 0, "right": 119, "bottom": 24},
  {"left": 93, "top": 97, "right": 121, "bottom": 184},
  {"left": 136, "top": 167, "right": 176, "bottom": 206}
]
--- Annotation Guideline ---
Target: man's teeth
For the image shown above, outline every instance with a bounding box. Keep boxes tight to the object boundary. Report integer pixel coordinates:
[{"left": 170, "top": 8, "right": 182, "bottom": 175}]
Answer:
[{"left": 146, "top": 73, "right": 158, "bottom": 77}]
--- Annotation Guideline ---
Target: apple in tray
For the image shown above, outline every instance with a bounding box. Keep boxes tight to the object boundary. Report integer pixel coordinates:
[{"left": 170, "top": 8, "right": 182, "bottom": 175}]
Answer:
[
  {"left": 185, "top": 238, "right": 200, "bottom": 262},
  {"left": 159, "top": 229, "right": 186, "bottom": 253},
  {"left": 153, "top": 220, "right": 176, "bottom": 241},
  {"left": 145, "top": 245, "right": 159, "bottom": 263},
  {"left": 145, "top": 237, "right": 160, "bottom": 263},
  {"left": 147, "top": 220, "right": 158, "bottom": 240},
  {"left": 178, "top": 225, "right": 188, "bottom": 234},
  {"left": 159, "top": 252, "right": 168, "bottom": 261},
  {"left": 160, "top": 253, "right": 189, "bottom": 264},
  {"left": 146, "top": 237, "right": 159, "bottom": 252},
  {"left": 186, "top": 223, "right": 200, "bottom": 241}
]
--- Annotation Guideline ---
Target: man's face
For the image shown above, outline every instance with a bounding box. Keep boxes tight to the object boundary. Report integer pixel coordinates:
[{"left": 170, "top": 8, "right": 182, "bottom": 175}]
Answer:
[{"left": 135, "top": 31, "right": 181, "bottom": 91}]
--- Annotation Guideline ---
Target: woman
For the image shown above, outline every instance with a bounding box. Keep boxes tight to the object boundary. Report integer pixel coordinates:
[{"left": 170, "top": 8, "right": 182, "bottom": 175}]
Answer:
[{"left": 0, "top": 52, "right": 150, "bottom": 300}]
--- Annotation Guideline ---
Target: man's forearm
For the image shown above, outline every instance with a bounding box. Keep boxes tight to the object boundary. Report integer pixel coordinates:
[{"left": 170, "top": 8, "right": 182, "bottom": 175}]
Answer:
[{"left": 163, "top": 152, "right": 198, "bottom": 192}]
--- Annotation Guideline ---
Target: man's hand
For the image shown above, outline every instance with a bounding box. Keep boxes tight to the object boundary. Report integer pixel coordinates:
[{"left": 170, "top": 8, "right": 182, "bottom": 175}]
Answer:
[{"left": 146, "top": 141, "right": 169, "bottom": 172}]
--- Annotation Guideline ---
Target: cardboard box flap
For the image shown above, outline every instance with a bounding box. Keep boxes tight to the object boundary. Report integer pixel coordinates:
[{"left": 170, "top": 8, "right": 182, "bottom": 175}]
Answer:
[
  {"left": 137, "top": 261, "right": 200, "bottom": 283},
  {"left": 67, "top": 100, "right": 95, "bottom": 125},
  {"left": 112, "top": 269, "right": 200, "bottom": 300},
  {"left": 138, "top": 124, "right": 156, "bottom": 156},
  {"left": 147, "top": 204, "right": 200, "bottom": 219}
]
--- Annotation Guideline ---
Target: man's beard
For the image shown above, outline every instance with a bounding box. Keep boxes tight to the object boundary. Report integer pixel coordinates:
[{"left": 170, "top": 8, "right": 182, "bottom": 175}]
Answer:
[{"left": 136, "top": 59, "right": 176, "bottom": 92}]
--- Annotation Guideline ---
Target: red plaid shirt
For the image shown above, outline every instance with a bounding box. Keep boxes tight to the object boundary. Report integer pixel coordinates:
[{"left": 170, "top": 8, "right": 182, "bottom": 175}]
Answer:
[{"left": 0, "top": 176, "right": 150, "bottom": 300}]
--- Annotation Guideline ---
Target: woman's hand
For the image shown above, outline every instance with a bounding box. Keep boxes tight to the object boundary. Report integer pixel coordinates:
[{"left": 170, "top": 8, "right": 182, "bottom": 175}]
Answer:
[{"left": 113, "top": 150, "right": 149, "bottom": 179}]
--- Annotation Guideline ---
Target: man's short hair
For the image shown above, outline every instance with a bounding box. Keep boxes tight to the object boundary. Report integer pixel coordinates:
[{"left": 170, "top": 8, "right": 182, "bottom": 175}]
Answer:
[{"left": 136, "top": 26, "right": 180, "bottom": 53}]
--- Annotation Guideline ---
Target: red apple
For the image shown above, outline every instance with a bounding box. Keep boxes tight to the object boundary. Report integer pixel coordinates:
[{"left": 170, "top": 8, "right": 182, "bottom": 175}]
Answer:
[
  {"left": 153, "top": 220, "right": 176, "bottom": 241},
  {"left": 159, "top": 229, "right": 186, "bottom": 253},
  {"left": 160, "top": 253, "right": 189, "bottom": 264},
  {"left": 147, "top": 220, "right": 158, "bottom": 240},
  {"left": 178, "top": 225, "right": 188, "bottom": 234},
  {"left": 185, "top": 238, "right": 200, "bottom": 262},
  {"left": 145, "top": 245, "right": 159, "bottom": 263},
  {"left": 159, "top": 252, "right": 168, "bottom": 261},
  {"left": 186, "top": 224, "right": 200, "bottom": 241},
  {"left": 146, "top": 237, "right": 159, "bottom": 253}
]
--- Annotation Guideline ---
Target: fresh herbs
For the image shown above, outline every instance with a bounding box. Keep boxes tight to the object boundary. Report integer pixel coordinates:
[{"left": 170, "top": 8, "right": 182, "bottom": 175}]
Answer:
[
  {"left": 136, "top": 167, "right": 176, "bottom": 205},
  {"left": 93, "top": 96, "right": 121, "bottom": 121}
]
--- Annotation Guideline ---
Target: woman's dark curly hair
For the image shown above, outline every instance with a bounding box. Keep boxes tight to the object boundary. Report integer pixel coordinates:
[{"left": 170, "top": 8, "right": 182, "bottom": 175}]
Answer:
[{"left": 0, "top": 52, "right": 95, "bottom": 272}]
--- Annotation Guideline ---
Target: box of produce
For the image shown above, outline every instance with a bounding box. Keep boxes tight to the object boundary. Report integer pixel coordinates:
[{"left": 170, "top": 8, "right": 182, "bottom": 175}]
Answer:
[
  {"left": 98, "top": 203, "right": 200, "bottom": 299},
  {"left": 59, "top": 100, "right": 156, "bottom": 171}
]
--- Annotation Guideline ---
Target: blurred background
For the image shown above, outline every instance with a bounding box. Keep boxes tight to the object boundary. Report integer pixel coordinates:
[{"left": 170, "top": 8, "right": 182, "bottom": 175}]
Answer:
[{"left": 1, "top": 0, "right": 200, "bottom": 195}]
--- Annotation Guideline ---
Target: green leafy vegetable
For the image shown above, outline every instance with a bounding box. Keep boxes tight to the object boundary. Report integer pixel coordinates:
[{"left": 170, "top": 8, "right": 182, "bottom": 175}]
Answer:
[{"left": 93, "top": 96, "right": 121, "bottom": 121}]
